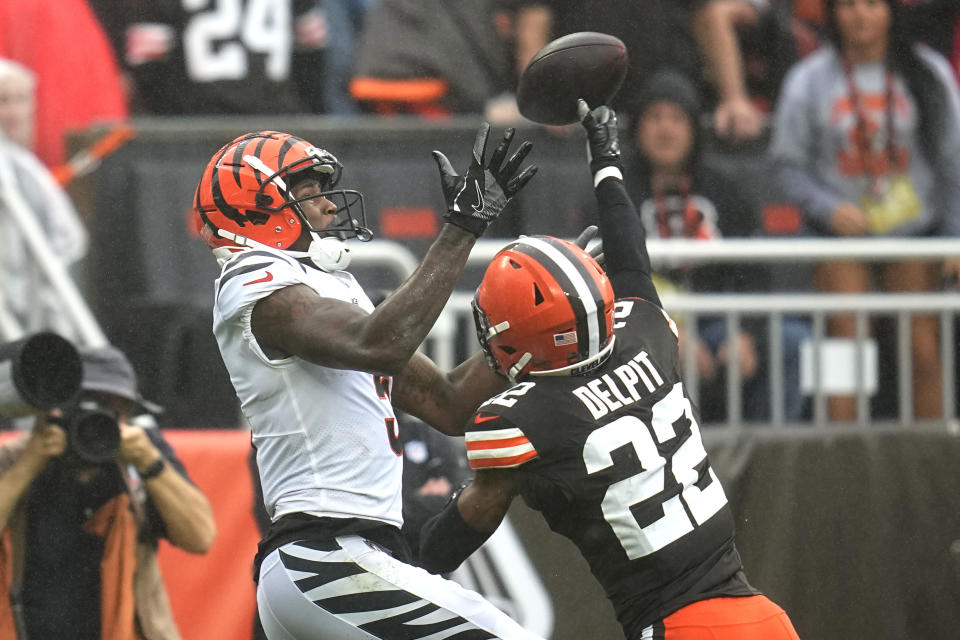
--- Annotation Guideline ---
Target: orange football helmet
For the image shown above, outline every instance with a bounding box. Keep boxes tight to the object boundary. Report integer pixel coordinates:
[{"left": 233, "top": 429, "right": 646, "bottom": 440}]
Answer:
[
  {"left": 192, "top": 130, "right": 371, "bottom": 254},
  {"left": 473, "top": 236, "right": 615, "bottom": 383}
]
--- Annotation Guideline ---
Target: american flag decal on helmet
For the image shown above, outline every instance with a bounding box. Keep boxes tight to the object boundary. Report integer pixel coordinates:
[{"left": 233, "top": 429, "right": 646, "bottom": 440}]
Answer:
[
  {"left": 553, "top": 330, "right": 578, "bottom": 347},
  {"left": 465, "top": 428, "right": 538, "bottom": 469}
]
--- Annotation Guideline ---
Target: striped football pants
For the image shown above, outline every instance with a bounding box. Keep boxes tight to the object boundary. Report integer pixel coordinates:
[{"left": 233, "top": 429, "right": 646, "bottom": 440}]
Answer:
[{"left": 257, "top": 534, "right": 545, "bottom": 640}]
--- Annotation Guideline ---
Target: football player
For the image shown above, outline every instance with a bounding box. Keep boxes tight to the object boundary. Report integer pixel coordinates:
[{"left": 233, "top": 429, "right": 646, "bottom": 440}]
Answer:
[
  {"left": 417, "top": 100, "right": 802, "bottom": 640},
  {"left": 193, "top": 126, "right": 544, "bottom": 639}
]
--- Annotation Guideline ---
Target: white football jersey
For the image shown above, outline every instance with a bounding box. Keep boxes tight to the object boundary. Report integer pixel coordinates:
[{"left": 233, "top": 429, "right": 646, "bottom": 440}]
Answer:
[{"left": 212, "top": 247, "right": 403, "bottom": 526}]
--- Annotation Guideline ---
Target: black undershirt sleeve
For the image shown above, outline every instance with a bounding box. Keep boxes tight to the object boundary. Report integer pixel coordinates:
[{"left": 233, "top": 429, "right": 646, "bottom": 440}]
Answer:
[
  {"left": 416, "top": 491, "right": 491, "bottom": 574},
  {"left": 594, "top": 175, "right": 662, "bottom": 306}
]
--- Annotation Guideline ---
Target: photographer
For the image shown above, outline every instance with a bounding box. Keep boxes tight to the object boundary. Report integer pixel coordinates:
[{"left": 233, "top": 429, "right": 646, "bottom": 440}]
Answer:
[{"left": 0, "top": 345, "right": 215, "bottom": 640}]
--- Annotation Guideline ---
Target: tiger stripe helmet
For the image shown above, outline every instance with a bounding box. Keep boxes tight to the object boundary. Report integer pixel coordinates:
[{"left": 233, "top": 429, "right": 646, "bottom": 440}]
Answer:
[
  {"left": 473, "top": 236, "right": 615, "bottom": 383},
  {"left": 192, "top": 130, "right": 369, "bottom": 250}
]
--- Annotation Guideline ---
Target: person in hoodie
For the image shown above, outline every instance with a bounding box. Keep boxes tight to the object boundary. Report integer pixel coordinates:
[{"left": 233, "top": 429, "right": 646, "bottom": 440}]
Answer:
[{"left": 623, "top": 69, "right": 810, "bottom": 423}]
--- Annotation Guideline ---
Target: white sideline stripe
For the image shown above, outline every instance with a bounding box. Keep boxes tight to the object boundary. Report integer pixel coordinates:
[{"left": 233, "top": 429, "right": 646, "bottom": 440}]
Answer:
[
  {"left": 516, "top": 236, "right": 600, "bottom": 356},
  {"left": 465, "top": 427, "right": 525, "bottom": 442},
  {"left": 467, "top": 443, "right": 535, "bottom": 460}
]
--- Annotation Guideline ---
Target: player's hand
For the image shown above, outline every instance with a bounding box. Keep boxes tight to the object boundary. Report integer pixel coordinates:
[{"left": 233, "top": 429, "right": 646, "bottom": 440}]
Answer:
[
  {"left": 573, "top": 224, "right": 605, "bottom": 266},
  {"left": 432, "top": 123, "right": 537, "bottom": 237},
  {"left": 577, "top": 98, "right": 621, "bottom": 174}
]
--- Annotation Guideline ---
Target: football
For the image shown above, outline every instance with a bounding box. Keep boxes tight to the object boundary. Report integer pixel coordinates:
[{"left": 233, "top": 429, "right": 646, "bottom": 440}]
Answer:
[{"left": 516, "top": 32, "right": 628, "bottom": 126}]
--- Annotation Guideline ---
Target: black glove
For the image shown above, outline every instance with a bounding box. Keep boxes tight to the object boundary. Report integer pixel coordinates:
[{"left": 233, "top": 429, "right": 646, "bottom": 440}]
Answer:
[
  {"left": 577, "top": 98, "right": 622, "bottom": 175},
  {"left": 432, "top": 123, "right": 537, "bottom": 237},
  {"left": 573, "top": 224, "right": 605, "bottom": 266}
]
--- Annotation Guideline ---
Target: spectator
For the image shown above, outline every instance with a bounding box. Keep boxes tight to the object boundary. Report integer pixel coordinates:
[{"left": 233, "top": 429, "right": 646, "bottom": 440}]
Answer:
[
  {"left": 769, "top": 0, "right": 960, "bottom": 420},
  {"left": 692, "top": 0, "right": 802, "bottom": 143},
  {"left": 504, "top": 0, "right": 704, "bottom": 112},
  {"left": 0, "top": 0, "right": 127, "bottom": 168},
  {"left": 350, "top": 0, "right": 519, "bottom": 118},
  {"left": 624, "top": 69, "right": 810, "bottom": 423},
  {"left": 97, "top": 0, "right": 327, "bottom": 115},
  {"left": 299, "top": 0, "right": 379, "bottom": 115},
  {"left": 0, "top": 59, "right": 33, "bottom": 149},
  {"left": 0, "top": 343, "right": 215, "bottom": 639},
  {"left": 508, "top": 0, "right": 804, "bottom": 144},
  {"left": 0, "top": 58, "right": 89, "bottom": 342}
]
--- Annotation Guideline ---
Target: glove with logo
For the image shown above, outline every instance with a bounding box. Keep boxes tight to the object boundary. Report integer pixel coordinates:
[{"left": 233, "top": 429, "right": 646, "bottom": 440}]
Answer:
[
  {"left": 432, "top": 123, "right": 537, "bottom": 237},
  {"left": 577, "top": 98, "right": 622, "bottom": 176}
]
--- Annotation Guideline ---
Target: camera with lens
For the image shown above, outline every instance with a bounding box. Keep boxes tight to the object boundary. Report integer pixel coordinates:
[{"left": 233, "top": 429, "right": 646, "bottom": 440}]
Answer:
[
  {"left": 0, "top": 332, "right": 120, "bottom": 463},
  {"left": 61, "top": 399, "right": 121, "bottom": 464},
  {"left": 0, "top": 333, "right": 128, "bottom": 464},
  {"left": 0, "top": 332, "right": 81, "bottom": 415}
]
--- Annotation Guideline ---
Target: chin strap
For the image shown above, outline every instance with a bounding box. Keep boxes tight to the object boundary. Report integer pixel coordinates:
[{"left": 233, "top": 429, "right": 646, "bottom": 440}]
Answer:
[
  {"left": 289, "top": 234, "right": 351, "bottom": 272},
  {"left": 213, "top": 229, "right": 351, "bottom": 272}
]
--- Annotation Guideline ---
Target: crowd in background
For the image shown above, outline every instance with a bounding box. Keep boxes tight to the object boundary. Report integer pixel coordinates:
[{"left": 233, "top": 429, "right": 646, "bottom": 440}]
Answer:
[{"left": 3, "top": 0, "right": 960, "bottom": 425}]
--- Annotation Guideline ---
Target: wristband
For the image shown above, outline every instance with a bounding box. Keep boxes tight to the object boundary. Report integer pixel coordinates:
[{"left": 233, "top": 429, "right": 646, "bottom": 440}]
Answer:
[
  {"left": 593, "top": 166, "right": 623, "bottom": 187},
  {"left": 140, "top": 457, "right": 166, "bottom": 481}
]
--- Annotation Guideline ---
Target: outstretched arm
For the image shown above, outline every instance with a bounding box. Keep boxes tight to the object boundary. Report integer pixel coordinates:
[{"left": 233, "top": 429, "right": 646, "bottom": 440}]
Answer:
[
  {"left": 253, "top": 227, "right": 477, "bottom": 374},
  {"left": 578, "top": 99, "right": 662, "bottom": 306},
  {"left": 252, "top": 124, "right": 536, "bottom": 375}
]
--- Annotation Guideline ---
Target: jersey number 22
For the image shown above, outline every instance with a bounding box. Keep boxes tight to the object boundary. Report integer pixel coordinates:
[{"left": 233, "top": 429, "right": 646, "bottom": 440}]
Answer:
[{"left": 583, "top": 382, "right": 727, "bottom": 559}]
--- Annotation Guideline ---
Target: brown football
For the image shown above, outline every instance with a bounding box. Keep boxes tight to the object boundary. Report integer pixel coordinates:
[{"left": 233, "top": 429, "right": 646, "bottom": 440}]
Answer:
[{"left": 517, "top": 32, "right": 628, "bottom": 126}]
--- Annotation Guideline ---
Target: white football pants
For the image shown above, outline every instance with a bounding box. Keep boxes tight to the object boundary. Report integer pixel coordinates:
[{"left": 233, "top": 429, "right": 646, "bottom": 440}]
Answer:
[{"left": 257, "top": 535, "right": 545, "bottom": 640}]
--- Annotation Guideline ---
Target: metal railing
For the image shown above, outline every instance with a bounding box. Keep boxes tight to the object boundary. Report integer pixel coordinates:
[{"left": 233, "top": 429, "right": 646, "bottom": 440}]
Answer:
[
  {"left": 664, "top": 292, "right": 960, "bottom": 428},
  {"left": 353, "top": 237, "right": 960, "bottom": 429},
  {"left": 3, "top": 210, "right": 959, "bottom": 428}
]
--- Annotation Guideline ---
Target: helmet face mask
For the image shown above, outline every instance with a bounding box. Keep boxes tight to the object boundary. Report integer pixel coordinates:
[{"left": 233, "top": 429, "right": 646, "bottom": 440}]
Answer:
[
  {"left": 193, "top": 131, "right": 372, "bottom": 259},
  {"left": 292, "top": 188, "right": 373, "bottom": 244},
  {"left": 473, "top": 236, "right": 616, "bottom": 383}
]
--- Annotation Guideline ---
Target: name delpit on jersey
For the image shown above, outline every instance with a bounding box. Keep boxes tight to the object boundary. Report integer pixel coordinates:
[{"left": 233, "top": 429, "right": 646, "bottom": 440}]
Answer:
[
  {"left": 572, "top": 349, "right": 665, "bottom": 419},
  {"left": 480, "top": 347, "right": 669, "bottom": 421}
]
